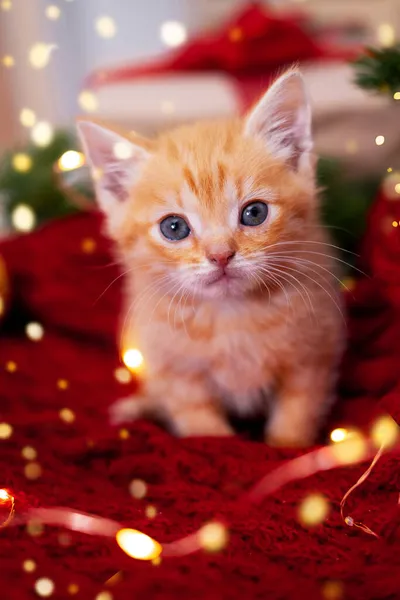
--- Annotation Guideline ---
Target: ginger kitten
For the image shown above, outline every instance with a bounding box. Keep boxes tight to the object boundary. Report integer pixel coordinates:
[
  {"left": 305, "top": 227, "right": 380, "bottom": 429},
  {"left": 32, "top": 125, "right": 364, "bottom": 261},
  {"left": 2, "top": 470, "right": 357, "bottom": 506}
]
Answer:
[{"left": 78, "top": 69, "right": 344, "bottom": 447}]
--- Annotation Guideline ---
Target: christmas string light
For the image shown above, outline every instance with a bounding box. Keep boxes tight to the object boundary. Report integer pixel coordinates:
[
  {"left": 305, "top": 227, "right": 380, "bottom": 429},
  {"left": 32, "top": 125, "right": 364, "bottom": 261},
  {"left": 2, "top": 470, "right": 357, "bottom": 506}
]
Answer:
[
  {"left": 3, "top": 417, "right": 398, "bottom": 568},
  {"left": 0, "top": 489, "right": 15, "bottom": 529}
]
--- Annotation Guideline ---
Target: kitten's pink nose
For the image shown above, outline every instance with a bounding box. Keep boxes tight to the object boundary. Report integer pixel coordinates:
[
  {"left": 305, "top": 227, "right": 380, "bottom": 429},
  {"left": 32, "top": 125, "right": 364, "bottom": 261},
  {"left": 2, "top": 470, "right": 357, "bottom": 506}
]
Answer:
[{"left": 207, "top": 250, "right": 236, "bottom": 268}]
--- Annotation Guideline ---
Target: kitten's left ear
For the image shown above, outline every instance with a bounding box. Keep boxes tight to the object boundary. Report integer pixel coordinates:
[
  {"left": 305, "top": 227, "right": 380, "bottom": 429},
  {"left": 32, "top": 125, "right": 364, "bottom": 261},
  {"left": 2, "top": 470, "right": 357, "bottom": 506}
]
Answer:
[{"left": 244, "top": 70, "right": 313, "bottom": 172}]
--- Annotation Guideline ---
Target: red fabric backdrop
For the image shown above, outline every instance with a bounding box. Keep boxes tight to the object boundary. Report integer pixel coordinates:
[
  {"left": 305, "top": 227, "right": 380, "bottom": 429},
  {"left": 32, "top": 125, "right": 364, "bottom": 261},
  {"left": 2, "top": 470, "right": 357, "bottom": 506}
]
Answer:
[{"left": 0, "top": 184, "right": 400, "bottom": 599}]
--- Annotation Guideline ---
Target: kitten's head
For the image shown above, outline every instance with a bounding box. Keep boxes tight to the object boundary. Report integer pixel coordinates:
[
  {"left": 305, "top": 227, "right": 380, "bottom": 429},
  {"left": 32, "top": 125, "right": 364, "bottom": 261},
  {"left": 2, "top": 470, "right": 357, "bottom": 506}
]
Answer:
[{"left": 78, "top": 69, "right": 317, "bottom": 300}]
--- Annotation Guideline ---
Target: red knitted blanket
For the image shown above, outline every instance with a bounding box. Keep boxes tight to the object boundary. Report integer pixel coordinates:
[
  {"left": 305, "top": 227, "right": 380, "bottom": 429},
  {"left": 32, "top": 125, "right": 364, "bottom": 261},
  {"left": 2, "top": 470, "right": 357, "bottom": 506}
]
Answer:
[{"left": 1, "top": 193, "right": 399, "bottom": 599}]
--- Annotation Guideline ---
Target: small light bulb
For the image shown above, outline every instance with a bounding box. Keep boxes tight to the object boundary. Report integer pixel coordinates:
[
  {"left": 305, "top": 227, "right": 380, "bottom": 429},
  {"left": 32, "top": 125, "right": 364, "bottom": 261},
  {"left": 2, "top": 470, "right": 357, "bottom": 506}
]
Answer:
[
  {"left": 116, "top": 528, "right": 162, "bottom": 560},
  {"left": 0, "top": 488, "right": 10, "bottom": 501},
  {"left": 375, "top": 135, "right": 385, "bottom": 146},
  {"left": 123, "top": 349, "right": 144, "bottom": 371},
  {"left": 331, "top": 430, "right": 367, "bottom": 465},
  {"left": 394, "top": 92, "right": 400, "bottom": 101},
  {"left": 57, "top": 150, "right": 85, "bottom": 171},
  {"left": 11, "top": 204, "right": 36, "bottom": 232},
  {"left": 330, "top": 428, "right": 348, "bottom": 443},
  {"left": 160, "top": 21, "right": 187, "bottom": 47}
]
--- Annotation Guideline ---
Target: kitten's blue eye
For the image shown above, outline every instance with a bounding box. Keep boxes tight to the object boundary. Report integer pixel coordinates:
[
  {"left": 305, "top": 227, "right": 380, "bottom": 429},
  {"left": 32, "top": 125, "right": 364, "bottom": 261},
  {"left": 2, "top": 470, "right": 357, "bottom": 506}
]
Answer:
[
  {"left": 160, "top": 215, "right": 191, "bottom": 241},
  {"left": 240, "top": 201, "right": 269, "bottom": 227}
]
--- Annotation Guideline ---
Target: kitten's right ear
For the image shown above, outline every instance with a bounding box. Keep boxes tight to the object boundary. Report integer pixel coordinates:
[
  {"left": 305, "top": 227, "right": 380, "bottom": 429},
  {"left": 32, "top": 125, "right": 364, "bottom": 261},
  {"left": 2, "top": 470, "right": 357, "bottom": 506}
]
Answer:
[{"left": 76, "top": 119, "right": 151, "bottom": 226}]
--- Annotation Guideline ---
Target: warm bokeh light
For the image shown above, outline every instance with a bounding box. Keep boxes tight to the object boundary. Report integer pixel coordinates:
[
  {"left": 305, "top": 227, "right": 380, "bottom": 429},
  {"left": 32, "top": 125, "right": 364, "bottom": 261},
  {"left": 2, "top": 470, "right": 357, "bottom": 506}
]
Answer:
[
  {"left": 145, "top": 505, "right": 157, "bottom": 519},
  {"left": 19, "top": 108, "right": 36, "bottom": 128},
  {"left": 395, "top": 184, "right": 400, "bottom": 195},
  {"left": 12, "top": 153, "right": 32, "bottom": 173},
  {"left": 378, "top": 23, "right": 395, "bottom": 47},
  {"left": 123, "top": 348, "right": 144, "bottom": 371},
  {"left": 129, "top": 479, "right": 147, "bottom": 499},
  {"left": 371, "top": 415, "right": 399, "bottom": 449},
  {"left": 22, "top": 446, "right": 37, "bottom": 460},
  {"left": 27, "top": 520, "right": 44, "bottom": 537},
  {"left": 198, "top": 522, "right": 228, "bottom": 553},
  {"left": 78, "top": 90, "right": 99, "bottom": 113},
  {"left": 114, "top": 366, "right": 132, "bottom": 384},
  {"left": 81, "top": 237, "right": 97, "bottom": 254},
  {"left": 393, "top": 221, "right": 399, "bottom": 228},
  {"left": 25, "top": 462, "right": 42, "bottom": 480},
  {"left": 160, "top": 20, "right": 187, "bottom": 47},
  {"left": 321, "top": 580, "right": 344, "bottom": 600},
  {"left": 5, "top": 361, "right": 17, "bottom": 373},
  {"left": 34, "top": 577, "right": 55, "bottom": 597},
  {"left": 59, "top": 408, "right": 76, "bottom": 423},
  {"left": 28, "top": 43, "right": 57, "bottom": 69},
  {"left": 394, "top": 92, "right": 400, "bottom": 101},
  {"left": 375, "top": 135, "right": 385, "bottom": 146},
  {"left": 298, "top": 493, "right": 329, "bottom": 527},
  {"left": 119, "top": 428, "right": 130, "bottom": 440},
  {"left": 331, "top": 430, "right": 367, "bottom": 465},
  {"left": 116, "top": 528, "right": 162, "bottom": 560},
  {"left": 2, "top": 55, "right": 14, "bottom": 68},
  {"left": 11, "top": 204, "right": 36, "bottom": 232},
  {"left": 26, "top": 322, "right": 44, "bottom": 341},
  {"left": 45, "top": 5, "right": 61, "bottom": 20},
  {"left": 330, "top": 428, "right": 348, "bottom": 443},
  {"left": 95, "top": 592, "right": 113, "bottom": 600},
  {"left": 1, "top": 0, "right": 12, "bottom": 10},
  {"left": 23, "top": 559, "right": 37, "bottom": 573},
  {"left": 57, "top": 379, "right": 69, "bottom": 390},
  {"left": 344, "top": 139, "right": 358, "bottom": 155},
  {"left": 67, "top": 584, "right": 79, "bottom": 595},
  {"left": 113, "top": 141, "right": 133, "bottom": 160},
  {"left": 57, "top": 150, "right": 85, "bottom": 171},
  {"left": 31, "top": 121, "right": 54, "bottom": 147},
  {"left": 95, "top": 15, "right": 117, "bottom": 39},
  {"left": 0, "top": 423, "right": 13, "bottom": 439}
]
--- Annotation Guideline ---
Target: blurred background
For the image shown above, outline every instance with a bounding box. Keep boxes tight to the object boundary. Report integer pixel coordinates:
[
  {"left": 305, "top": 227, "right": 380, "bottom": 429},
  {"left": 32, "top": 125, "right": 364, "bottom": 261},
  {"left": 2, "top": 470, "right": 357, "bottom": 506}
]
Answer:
[{"left": 0, "top": 0, "right": 399, "bottom": 254}]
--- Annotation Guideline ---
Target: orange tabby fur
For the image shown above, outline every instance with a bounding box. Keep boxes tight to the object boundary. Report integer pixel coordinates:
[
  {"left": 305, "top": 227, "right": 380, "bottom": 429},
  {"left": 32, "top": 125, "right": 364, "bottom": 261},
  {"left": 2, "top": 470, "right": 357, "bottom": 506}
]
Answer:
[{"left": 78, "top": 70, "right": 344, "bottom": 447}]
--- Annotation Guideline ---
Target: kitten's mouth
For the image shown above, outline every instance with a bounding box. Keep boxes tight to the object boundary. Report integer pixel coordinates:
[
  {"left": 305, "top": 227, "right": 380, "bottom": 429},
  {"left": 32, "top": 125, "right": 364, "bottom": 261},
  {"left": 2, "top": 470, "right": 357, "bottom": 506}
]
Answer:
[{"left": 206, "top": 269, "right": 237, "bottom": 286}]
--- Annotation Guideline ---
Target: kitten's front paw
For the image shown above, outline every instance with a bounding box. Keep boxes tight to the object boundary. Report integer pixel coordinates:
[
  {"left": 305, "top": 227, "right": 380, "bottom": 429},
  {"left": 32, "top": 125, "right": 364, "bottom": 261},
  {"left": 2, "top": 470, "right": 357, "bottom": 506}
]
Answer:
[{"left": 109, "top": 395, "right": 147, "bottom": 425}]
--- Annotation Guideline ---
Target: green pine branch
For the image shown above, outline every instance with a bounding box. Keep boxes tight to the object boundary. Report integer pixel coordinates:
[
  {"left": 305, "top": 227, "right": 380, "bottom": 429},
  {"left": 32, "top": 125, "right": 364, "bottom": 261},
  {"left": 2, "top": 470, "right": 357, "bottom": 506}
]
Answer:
[{"left": 353, "top": 43, "right": 400, "bottom": 95}]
